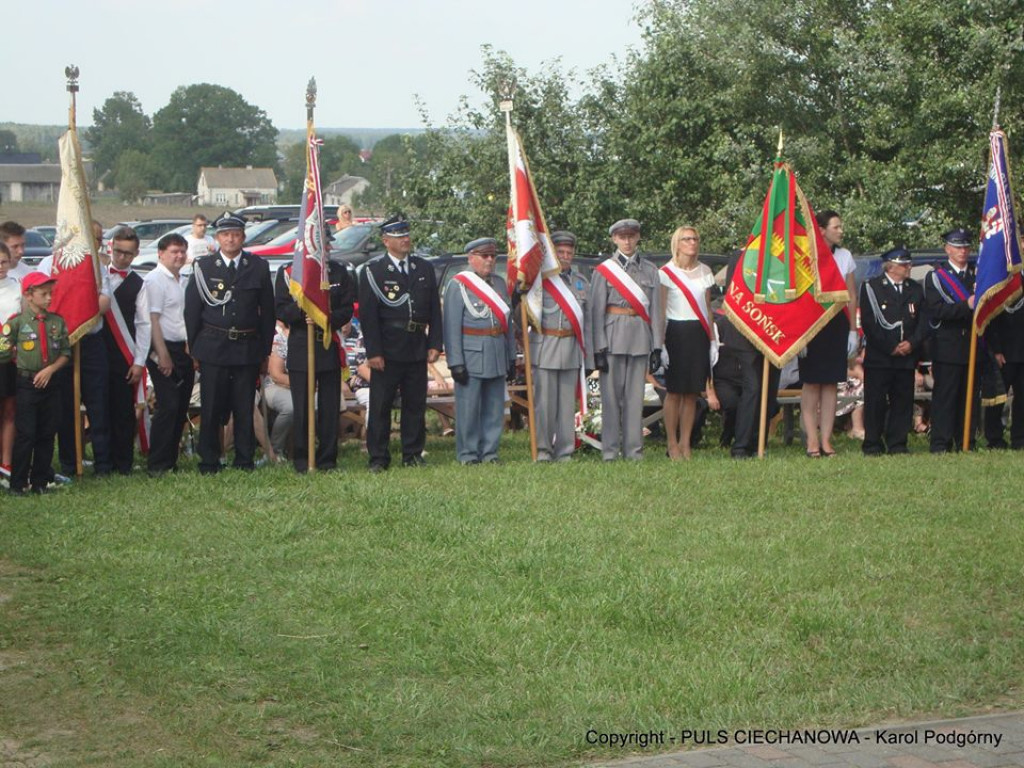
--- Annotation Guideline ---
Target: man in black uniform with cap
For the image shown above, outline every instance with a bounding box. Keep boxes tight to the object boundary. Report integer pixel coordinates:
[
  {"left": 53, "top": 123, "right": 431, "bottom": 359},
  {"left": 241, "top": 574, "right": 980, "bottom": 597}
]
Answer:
[
  {"left": 923, "top": 227, "right": 976, "bottom": 453},
  {"left": 184, "top": 213, "right": 276, "bottom": 473},
  {"left": 357, "top": 215, "right": 442, "bottom": 472},
  {"left": 860, "top": 246, "right": 927, "bottom": 454},
  {"left": 274, "top": 246, "right": 356, "bottom": 473}
]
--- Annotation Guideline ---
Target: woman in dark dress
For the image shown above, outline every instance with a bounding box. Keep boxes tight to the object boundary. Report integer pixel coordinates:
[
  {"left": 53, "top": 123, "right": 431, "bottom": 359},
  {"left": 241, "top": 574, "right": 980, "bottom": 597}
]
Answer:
[
  {"left": 798, "top": 210, "right": 858, "bottom": 456},
  {"left": 658, "top": 226, "right": 719, "bottom": 460}
]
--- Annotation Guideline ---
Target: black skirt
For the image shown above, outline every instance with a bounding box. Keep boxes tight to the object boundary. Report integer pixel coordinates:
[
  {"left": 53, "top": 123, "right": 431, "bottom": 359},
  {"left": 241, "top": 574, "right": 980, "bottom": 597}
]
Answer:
[
  {"left": 0, "top": 361, "right": 15, "bottom": 398},
  {"left": 665, "top": 319, "right": 710, "bottom": 394},
  {"left": 798, "top": 312, "right": 848, "bottom": 384}
]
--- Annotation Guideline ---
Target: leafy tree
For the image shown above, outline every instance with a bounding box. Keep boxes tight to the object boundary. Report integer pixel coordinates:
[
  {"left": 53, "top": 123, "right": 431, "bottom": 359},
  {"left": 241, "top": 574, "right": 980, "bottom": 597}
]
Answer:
[
  {"left": 85, "top": 91, "right": 151, "bottom": 184},
  {"left": 113, "top": 149, "right": 152, "bottom": 203},
  {"left": 359, "top": 133, "right": 427, "bottom": 209},
  {"left": 0, "top": 129, "right": 17, "bottom": 153},
  {"left": 150, "top": 84, "right": 278, "bottom": 192}
]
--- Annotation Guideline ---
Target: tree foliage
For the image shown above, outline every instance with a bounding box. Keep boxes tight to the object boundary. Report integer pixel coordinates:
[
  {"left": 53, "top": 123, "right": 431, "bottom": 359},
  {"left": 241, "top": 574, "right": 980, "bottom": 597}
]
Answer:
[
  {"left": 150, "top": 84, "right": 278, "bottom": 192},
  {"left": 113, "top": 149, "right": 152, "bottom": 203},
  {"left": 279, "top": 134, "right": 363, "bottom": 203},
  {"left": 0, "top": 129, "right": 17, "bottom": 153},
  {"left": 85, "top": 92, "right": 151, "bottom": 185}
]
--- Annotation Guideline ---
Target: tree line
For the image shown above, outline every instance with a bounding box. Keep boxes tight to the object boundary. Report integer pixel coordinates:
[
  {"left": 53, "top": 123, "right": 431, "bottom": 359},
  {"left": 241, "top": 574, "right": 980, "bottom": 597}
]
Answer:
[{"left": 83, "top": 0, "right": 1024, "bottom": 255}]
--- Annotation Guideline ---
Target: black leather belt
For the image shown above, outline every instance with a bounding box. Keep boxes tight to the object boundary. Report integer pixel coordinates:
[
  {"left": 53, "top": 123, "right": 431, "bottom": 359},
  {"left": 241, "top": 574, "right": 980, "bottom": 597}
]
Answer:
[
  {"left": 384, "top": 319, "right": 429, "bottom": 333},
  {"left": 17, "top": 369, "right": 37, "bottom": 378},
  {"left": 205, "top": 326, "right": 257, "bottom": 340}
]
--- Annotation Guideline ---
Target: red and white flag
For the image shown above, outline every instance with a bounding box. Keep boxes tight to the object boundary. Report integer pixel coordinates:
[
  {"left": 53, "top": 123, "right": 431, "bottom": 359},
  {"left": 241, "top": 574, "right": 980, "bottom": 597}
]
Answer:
[
  {"left": 506, "top": 125, "right": 560, "bottom": 325},
  {"left": 289, "top": 123, "right": 331, "bottom": 342},
  {"left": 51, "top": 122, "right": 100, "bottom": 343}
]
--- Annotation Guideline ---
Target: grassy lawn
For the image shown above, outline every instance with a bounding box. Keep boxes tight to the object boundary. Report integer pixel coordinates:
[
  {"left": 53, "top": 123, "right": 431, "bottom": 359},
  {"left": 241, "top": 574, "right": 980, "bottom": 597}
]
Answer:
[{"left": 1, "top": 430, "right": 1022, "bottom": 766}]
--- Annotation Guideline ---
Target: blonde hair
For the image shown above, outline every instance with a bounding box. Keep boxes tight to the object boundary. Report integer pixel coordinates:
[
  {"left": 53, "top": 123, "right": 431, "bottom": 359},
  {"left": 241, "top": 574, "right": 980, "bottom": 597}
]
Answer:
[{"left": 670, "top": 226, "right": 700, "bottom": 267}]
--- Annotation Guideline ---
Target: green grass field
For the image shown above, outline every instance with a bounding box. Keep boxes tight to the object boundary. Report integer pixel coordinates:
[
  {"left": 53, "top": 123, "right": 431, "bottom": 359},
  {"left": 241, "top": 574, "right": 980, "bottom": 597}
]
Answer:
[{"left": 1, "top": 431, "right": 1022, "bottom": 767}]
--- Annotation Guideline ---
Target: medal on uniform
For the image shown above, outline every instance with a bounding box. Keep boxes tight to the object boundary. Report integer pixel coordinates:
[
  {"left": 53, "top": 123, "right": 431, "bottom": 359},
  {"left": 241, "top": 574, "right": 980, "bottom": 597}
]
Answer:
[
  {"left": 22, "top": 340, "right": 35, "bottom": 351},
  {"left": 1, "top": 323, "right": 9, "bottom": 335},
  {"left": 881, "top": 303, "right": 887, "bottom": 310},
  {"left": 217, "top": 282, "right": 225, "bottom": 291}
]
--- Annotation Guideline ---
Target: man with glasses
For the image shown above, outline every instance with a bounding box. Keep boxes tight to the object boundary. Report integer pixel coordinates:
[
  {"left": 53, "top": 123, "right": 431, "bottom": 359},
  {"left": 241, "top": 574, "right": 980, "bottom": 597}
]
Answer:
[
  {"left": 443, "top": 237, "right": 515, "bottom": 465},
  {"left": 923, "top": 228, "right": 976, "bottom": 453},
  {"left": 184, "top": 214, "right": 215, "bottom": 264},
  {"left": 358, "top": 215, "right": 442, "bottom": 472}
]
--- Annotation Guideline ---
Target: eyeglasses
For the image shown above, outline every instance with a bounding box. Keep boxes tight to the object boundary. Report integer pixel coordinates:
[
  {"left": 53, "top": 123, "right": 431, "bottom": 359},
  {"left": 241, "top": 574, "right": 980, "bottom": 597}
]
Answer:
[
  {"left": 112, "top": 248, "right": 138, "bottom": 258},
  {"left": 473, "top": 252, "right": 497, "bottom": 259},
  {"left": 680, "top": 236, "right": 700, "bottom": 243}
]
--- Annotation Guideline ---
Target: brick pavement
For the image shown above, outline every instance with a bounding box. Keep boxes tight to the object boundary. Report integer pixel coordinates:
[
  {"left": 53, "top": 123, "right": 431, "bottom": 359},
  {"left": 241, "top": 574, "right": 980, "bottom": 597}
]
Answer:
[{"left": 586, "top": 712, "right": 1024, "bottom": 768}]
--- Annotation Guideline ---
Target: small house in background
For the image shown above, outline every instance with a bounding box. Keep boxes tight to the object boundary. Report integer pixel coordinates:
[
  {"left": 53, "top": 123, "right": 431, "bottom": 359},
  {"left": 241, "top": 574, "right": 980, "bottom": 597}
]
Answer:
[
  {"left": 323, "top": 174, "right": 369, "bottom": 208},
  {"left": 0, "top": 163, "right": 62, "bottom": 202},
  {"left": 197, "top": 166, "right": 278, "bottom": 207}
]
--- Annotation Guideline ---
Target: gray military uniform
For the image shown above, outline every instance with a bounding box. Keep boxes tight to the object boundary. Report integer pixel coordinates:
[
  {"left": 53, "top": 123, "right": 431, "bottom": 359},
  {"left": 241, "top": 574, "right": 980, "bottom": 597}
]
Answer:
[
  {"left": 443, "top": 273, "right": 516, "bottom": 464},
  {"left": 529, "top": 269, "right": 591, "bottom": 461},
  {"left": 589, "top": 251, "right": 664, "bottom": 460}
]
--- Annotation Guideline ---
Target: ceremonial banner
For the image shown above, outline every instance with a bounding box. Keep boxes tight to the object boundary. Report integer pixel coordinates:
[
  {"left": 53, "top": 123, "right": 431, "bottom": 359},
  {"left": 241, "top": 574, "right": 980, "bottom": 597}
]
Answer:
[
  {"left": 289, "top": 124, "right": 331, "bottom": 343},
  {"left": 724, "top": 155, "right": 849, "bottom": 366},
  {"left": 505, "top": 125, "right": 560, "bottom": 324},
  {"left": 51, "top": 124, "right": 100, "bottom": 344},
  {"left": 974, "top": 128, "right": 1023, "bottom": 334}
]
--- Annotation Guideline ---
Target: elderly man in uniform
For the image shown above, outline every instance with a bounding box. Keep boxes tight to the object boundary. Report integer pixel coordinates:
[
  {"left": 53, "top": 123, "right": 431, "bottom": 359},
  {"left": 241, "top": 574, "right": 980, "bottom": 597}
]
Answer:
[
  {"left": 443, "top": 237, "right": 516, "bottom": 465},
  {"left": 589, "top": 218, "right": 662, "bottom": 460},
  {"left": 184, "top": 213, "right": 275, "bottom": 473},
  {"left": 358, "top": 215, "right": 442, "bottom": 472},
  {"left": 923, "top": 228, "right": 976, "bottom": 453},
  {"left": 859, "top": 246, "right": 927, "bottom": 455},
  {"left": 530, "top": 230, "right": 590, "bottom": 462},
  {"left": 274, "top": 236, "right": 356, "bottom": 473}
]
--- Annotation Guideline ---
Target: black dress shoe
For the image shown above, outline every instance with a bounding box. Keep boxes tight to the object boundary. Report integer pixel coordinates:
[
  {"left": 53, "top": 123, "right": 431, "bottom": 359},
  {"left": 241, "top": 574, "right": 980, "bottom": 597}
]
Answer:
[
  {"left": 368, "top": 463, "right": 388, "bottom": 474},
  {"left": 402, "top": 455, "right": 427, "bottom": 467}
]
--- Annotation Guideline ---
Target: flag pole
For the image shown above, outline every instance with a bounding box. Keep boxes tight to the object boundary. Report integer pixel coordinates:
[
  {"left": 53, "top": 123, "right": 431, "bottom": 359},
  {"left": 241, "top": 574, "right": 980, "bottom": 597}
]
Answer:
[
  {"left": 66, "top": 66, "right": 85, "bottom": 478},
  {"left": 501, "top": 93, "right": 539, "bottom": 461},
  {"left": 305, "top": 78, "right": 317, "bottom": 472},
  {"left": 756, "top": 129, "right": 785, "bottom": 460}
]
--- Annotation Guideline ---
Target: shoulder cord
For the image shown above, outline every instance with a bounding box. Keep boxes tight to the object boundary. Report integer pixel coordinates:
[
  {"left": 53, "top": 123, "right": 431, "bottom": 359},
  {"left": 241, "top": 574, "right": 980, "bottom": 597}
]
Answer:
[
  {"left": 193, "top": 262, "right": 233, "bottom": 308},
  {"left": 864, "top": 283, "right": 903, "bottom": 332},
  {"left": 365, "top": 265, "right": 411, "bottom": 309},
  {"left": 928, "top": 271, "right": 954, "bottom": 330},
  {"left": 459, "top": 282, "right": 493, "bottom": 321}
]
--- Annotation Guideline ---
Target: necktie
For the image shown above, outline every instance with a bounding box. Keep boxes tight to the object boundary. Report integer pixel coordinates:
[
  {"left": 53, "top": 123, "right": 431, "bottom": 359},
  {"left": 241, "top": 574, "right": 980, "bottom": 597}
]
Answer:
[
  {"left": 227, "top": 260, "right": 236, "bottom": 280},
  {"left": 895, "top": 282, "right": 902, "bottom": 295},
  {"left": 35, "top": 314, "right": 49, "bottom": 365},
  {"left": 400, "top": 260, "right": 407, "bottom": 276},
  {"left": 110, "top": 268, "right": 128, "bottom": 278}
]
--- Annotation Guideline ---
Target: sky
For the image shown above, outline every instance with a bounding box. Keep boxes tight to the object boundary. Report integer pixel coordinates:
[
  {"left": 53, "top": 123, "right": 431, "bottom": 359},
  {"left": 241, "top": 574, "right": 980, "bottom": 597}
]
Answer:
[{"left": 2, "top": 0, "right": 648, "bottom": 131}]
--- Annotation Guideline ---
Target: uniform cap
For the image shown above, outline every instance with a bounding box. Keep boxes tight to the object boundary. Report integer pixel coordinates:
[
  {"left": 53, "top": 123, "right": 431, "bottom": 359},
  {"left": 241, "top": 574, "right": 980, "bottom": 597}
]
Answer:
[
  {"left": 465, "top": 237, "right": 497, "bottom": 254},
  {"left": 881, "top": 246, "right": 912, "bottom": 264},
  {"left": 214, "top": 214, "right": 246, "bottom": 232},
  {"left": 942, "top": 228, "right": 972, "bottom": 247},
  {"left": 21, "top": 272, "right": 57, "bottom": 293},
  {"left": 550, "top": 231, "right": 577, "bottom": 246},
  {"left": 609, "top": 219, "right": 641, "bottom": 237},
  {"left": 380, "top": 215, "right": 411, "bottom": 237}
]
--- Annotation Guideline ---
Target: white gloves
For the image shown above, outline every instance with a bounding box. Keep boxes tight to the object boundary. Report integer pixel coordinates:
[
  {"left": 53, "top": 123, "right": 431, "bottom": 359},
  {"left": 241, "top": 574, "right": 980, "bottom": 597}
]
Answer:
[{"left": 847, "top": 330, "right": 860, "bottom": 358}]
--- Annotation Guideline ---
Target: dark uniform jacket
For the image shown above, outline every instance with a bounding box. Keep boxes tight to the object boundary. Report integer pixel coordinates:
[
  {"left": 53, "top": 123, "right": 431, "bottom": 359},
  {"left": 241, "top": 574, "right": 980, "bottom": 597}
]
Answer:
[
  {"left": 859, "top": 275, "right": 927, "bottom": 369},
  {"left": 985, "top": 297, "right": 1024, "bottom": 362},
  {"left": 184, "top": 250, "right": 276, "bottom": 366},
  {"left": 274, "top": 261, "right": 356, "bottom": 372},
  {"left": 923, "top": 265, "right": 974, "bottom": 364},
  {"left": 358, "top": 254, "right": 442, "bottom": 362}
]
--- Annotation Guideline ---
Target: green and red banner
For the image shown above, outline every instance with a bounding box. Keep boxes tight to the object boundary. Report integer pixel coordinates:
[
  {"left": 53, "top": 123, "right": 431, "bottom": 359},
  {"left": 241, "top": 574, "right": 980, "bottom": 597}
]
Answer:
[{"left": 724, "top": 156, "right": 848, "bottom": 366}]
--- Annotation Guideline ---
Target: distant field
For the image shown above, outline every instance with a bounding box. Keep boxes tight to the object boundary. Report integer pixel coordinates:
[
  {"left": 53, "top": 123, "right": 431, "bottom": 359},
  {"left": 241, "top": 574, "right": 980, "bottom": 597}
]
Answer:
[{"left": 0, "top": 200, "right": 227, "bottom": 229}]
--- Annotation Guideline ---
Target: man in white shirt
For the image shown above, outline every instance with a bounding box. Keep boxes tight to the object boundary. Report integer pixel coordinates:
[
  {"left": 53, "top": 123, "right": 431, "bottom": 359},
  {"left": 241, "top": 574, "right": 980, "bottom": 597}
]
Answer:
[
  {"left": 144, "top": 233, "right": 194, "bottom": 475},
  {"left": 184, "top": 214, "right": 215, "bottom": 265}
]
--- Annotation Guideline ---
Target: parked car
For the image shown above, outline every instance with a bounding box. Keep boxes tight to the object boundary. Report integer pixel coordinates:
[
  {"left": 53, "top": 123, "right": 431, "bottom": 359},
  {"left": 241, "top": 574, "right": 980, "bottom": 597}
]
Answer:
[
  {"left": 103, "top": 219, "right": 192, "bottom": 249},
  {"left": 30, "top": 225, "right": 57, "bottom": 245},
  {"left": 19, "top": 229, "right": 53, "bottom": 267}
]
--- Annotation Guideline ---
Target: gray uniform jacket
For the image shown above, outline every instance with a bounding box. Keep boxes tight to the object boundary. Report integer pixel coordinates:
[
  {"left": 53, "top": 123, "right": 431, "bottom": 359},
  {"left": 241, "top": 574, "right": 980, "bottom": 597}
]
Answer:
[
  {"left": 443, "top": 273, "right": 516, "bottom": 378},
  {"left": 529, "top": 269, "right": 591, "bottom": 370},
  {"left": 589, "top": 252, "right": 663, "bottom": 356}
]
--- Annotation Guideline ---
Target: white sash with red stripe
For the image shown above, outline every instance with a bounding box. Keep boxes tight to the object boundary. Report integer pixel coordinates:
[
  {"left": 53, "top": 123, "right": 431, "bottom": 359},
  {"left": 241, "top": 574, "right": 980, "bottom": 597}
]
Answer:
[
  {"left": 106, "top": 298, "right": 150, "bottom": 454},
  {"left": 596, "top": 258, "right": 650, "bottom": 324},
  {"left": 453, "top": 271, "right": 510, "bottom": 332},
  {"left": 541, "top": 276, "right": 584, "bottom": 350},
  {"left": 660, "top": 264, "right": 712, "bottom": 339}
]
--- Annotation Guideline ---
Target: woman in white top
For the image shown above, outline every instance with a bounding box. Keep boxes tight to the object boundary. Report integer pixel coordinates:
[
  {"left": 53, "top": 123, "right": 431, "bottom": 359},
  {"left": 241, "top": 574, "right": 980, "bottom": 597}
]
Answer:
[
  {"left": 797, "top": 210, "right": 858, "bottom": 457},
  {"left": 334, "top": 204, "right": 354, "bottom": 233},
  {"left": 658, "top": 226, "right": 719, "bottom": 460},
  {"left": 0, "top": 242, "right": 22, "bottom": 477}
]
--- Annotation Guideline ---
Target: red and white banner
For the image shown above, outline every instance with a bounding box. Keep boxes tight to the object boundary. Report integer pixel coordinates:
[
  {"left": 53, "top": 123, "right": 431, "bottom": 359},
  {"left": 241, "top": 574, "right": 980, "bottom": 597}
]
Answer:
[
  {"left": 506, "top": 125, "right": 560, "bottom": 325},
  {"left": 50, "top": 124, "right": 100, "bottom": 344},
  {"left": 595, "top": 259, "right": 651, "bottom": 324},
  {"left": 289, "top": 124, "right": 331, "bottom": 342},
  {"left": 454, "top": 271, "right": 510, "bottom": 332}
]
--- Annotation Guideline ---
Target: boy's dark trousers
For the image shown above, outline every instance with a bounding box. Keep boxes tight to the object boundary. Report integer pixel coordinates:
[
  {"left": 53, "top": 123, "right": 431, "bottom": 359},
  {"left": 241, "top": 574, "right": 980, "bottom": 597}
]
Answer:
[{"left": 11, "top": 373, "right": 59, "bottom": 492}]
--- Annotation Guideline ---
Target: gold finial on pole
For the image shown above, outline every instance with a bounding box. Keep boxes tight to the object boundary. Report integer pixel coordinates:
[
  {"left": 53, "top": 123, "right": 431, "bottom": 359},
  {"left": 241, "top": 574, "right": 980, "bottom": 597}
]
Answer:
[
  {"left": 65, "top": 64, "right": 80, "bottom": 128},
  {"left": 306, "top": 77, "right": 317, "bottom": 121},
  {"left": 777, "top": 128, "right": 784, "bottom": 157}
]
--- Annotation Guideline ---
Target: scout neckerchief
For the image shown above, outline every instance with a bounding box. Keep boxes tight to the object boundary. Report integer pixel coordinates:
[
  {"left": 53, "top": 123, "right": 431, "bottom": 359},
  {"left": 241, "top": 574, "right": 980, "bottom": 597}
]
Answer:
[
  {"left": 660, "top": 263, "right": 712, "bottom": 340},
  {"left": 453, "top": 271, "right": 510, "bottom": 332},
  {"left": 34, "top": 313, "right": 49, "bottom": 364},
  {"left": 105, "top": 276, "right": 151, "bottom": 454},
  {"left": 596, "top": 257, "right": 650, "bottom": 324}
]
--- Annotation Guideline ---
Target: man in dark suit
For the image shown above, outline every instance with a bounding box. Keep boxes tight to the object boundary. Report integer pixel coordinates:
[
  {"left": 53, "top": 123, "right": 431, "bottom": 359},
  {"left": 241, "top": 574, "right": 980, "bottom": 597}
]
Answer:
[
  {"left": 184, "top": 214, "right": 275, "bottom": 473},
  {"left": 860, "top": 246, "right": 927, "bottom": 454},
  {"left": 923, "top": 228, "right": 975, "bottom": 453},
  {"left": 985, "top": 295, "right": 1024, "bottom": 449},
  {"left": 274, "top": 252, "right": 356, "bottom": 473},
  {"left": 357, "top": 215, "right": 442, "bottom": 472}
]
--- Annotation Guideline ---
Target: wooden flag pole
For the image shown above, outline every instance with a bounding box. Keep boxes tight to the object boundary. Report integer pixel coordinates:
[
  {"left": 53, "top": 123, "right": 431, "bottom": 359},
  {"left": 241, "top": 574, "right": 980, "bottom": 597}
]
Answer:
[
  {"left": 501, "top": 92, "right": 538, "bottom": 461},
  {"left": 66, "top": 67, "right": 85, "bottom": 478},
  {"left": 962, "top": 330, "right": 978, "bottom": 452},
  {"left": 757, "top": 356, "right": 770, "bottom": 458},
  {"left": 305, "top": 79, "right": 318, "bottom": 472}
]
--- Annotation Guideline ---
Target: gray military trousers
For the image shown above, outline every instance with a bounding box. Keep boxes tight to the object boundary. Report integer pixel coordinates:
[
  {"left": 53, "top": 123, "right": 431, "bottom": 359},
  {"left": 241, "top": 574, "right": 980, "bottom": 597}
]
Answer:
[
  {"left": 600, "top": 353, "right": 647, "bottom": 460},
  {"left": 455, "top": 375, "right": 506, "bottom": 463},
  {"left": 533, "top": 366, "right": 578, "bottom": 461}
]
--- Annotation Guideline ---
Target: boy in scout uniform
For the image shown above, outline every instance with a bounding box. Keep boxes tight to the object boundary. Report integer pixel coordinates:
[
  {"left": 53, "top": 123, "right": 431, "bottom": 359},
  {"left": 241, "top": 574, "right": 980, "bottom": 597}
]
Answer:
[
  {"left": 0, "top": 272, "right": 71, "bottom": 494},
  {"left": 530, "top": 230, "right": 591, "bottom": 461}
]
